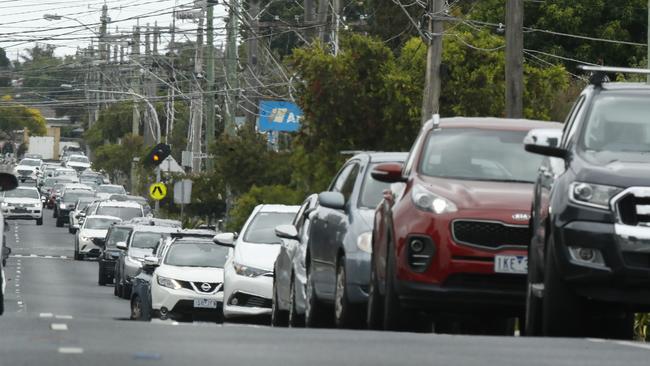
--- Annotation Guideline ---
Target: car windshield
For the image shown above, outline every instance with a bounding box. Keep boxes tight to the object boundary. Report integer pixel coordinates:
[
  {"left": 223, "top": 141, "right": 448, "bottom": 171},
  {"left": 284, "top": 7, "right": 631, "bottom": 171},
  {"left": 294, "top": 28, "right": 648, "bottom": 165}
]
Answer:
[
  {"left": 20, "top": 159, "right": 40, "bottom": 166},
  {"left": 63, "top": 191, "right": 95, "bottom": 203},
  {"left": 96, "top": 206, "right": 142, "bottom": 220},
  {"left": 42, "top": 179, "right": 55, "bottom": 188},
  {"left": 131, "top": 232, "right": 170, "bottom": 249},
  {"left": 359, "top": 163, "right": 394, "bottom": 208},
  {"left": 56, "top": 170, "right": 75, "bottom": 176},
  {"left": 4, "top": 188, "right": 39, "bottom": 199},
  {"left": 98, "top": 186, "right": 125, "bottom": 194},
  {"left": 243, "top": 211, "right": 296, "bottom": 244},
  {"left": 164, "top": 242, "right": 229, "bottom": 267},
  {"left": 76, "top": 200, "right": 93, "bottom": 210},
  {"left": 419, "top": 128, "right": 543, "bottom": 183},
  {"left": 84, "top": 217, "right": 119, "bottom": 230},
  {"left": 69, "top": 156, "right": 89, "bottom": 163},
  {"left": 581, "top": 94, "right": 650, "bottom": 163}
]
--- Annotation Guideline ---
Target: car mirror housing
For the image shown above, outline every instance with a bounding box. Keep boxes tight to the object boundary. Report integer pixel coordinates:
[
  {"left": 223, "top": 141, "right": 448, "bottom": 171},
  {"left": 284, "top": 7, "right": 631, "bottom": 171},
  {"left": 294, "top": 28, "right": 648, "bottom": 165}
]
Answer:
[
  {"left": 523, "top": 128, "right": 568, "bottom": 159},
  {"left": 116, "top": 241, "right": 127, "bottom": 250},
  {"left": 275, "top": 224, "right": 299, "bottom": 240},
  {"left": 318, "top": 191, "right": 346, "bottom": 210},
  {"left": 371, "top": 162, "right": 406, "bottom": 183},
  {"left": 213, "top": 232, "right": 235, "bottom": 247},
  {"left": 143, "top": 256, "right": 160, "bottom": 267}
]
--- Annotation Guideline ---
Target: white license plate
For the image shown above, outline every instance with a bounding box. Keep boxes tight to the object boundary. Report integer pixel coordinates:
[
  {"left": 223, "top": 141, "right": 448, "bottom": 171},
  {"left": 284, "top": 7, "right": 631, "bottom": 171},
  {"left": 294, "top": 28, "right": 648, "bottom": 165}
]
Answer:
[
  {"left": 494, "top": 255, "right": 528, "bottom": 274},
  {"left": 193, "top": 299, "right": 218, "bottom": 309}
]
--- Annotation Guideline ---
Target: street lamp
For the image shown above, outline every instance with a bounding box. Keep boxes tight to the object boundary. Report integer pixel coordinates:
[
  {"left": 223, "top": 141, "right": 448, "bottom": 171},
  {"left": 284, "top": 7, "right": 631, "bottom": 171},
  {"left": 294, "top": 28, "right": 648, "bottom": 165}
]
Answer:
[{"left": 43, "top": 14, "right": 100, "bottom": 36}]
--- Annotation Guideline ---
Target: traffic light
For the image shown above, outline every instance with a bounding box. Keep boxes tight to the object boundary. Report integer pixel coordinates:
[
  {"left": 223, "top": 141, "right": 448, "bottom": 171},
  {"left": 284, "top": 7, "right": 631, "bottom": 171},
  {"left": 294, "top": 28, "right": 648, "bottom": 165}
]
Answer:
[{"left": 144, "top": 143, "right": 171, "bottom": 167}]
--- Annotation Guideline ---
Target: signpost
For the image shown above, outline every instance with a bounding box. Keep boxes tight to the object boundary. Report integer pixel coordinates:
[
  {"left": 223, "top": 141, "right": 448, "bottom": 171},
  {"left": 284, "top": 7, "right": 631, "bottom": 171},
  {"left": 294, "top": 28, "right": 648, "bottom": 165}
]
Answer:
[
  {"left": 257, "top": 100, "right": 303, "bottom": 132},
  {"left": 149, "top": 182, "right": 167, "bottom": 201},
  {"left": 174, "top": 179, "right": 192, "bottom": 221}
]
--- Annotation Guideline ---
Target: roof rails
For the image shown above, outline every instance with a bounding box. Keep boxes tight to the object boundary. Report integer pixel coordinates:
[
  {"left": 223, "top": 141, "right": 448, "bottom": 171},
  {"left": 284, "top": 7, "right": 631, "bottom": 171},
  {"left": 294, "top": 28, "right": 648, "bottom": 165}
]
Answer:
[
  {"left": 579, "top": 65, "right": 650, "bottom": 87},
  {"left": 170, "top": 229, "right": 216, "bottom": 239}
]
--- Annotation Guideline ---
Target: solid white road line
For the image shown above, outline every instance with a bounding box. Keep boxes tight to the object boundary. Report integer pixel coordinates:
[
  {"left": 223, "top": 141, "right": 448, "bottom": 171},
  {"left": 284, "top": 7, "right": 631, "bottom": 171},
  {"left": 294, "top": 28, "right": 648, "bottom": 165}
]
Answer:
[
  {"left": 58, "top": 347, "right": 83, "bottom": 354},
  {"left": 50, "top": 323, "right": 68, "bottom": 331},
  {"left": 40, "top": 313, "right": 54, "bottom": 318},
  {"left": 55, "top": 315, "right": 74, "bottom": 320}
]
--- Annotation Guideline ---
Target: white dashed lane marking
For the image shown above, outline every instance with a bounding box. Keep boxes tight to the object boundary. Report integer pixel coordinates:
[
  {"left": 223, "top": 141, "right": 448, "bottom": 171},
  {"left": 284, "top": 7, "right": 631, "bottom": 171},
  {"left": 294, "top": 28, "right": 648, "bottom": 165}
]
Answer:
[
  {"left": 55, "top": 315, "right": 74, "bottom": 320},
  {"left": 40, "top": 313, "right": 54, "bottom": 318},
  {"left": 50, "top": 323, "right": 69, "bottom": 331},
  {"left": 58, "top": 347, "right": 84, "bottom": 354}
]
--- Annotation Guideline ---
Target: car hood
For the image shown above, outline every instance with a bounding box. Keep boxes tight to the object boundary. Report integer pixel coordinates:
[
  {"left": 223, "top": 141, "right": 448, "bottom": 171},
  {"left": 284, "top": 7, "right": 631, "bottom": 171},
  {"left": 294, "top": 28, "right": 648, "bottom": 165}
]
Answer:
[
  {"left": 128, "top": 247, "right": 155, "bottom": 259},
  {"left": 156, "top": 265, "right": 224, "bottom": 283},
  {"left": 15, "top": 165, "right": 37, "bottom": 172},
  {"left": 418, "top": 175, "right": 534, "bottom": 211},
  {"left": 79, "top": 229, "right": 108, "bottom": 238},
  {"left": 577, "top": 153, "right": 650, "bottom": 187},
  {"left": 233, "top": 242, "right": 280, "bottom": 271},
  {"left": 3, "top": 198, "right": 40, "bottom": 205}
]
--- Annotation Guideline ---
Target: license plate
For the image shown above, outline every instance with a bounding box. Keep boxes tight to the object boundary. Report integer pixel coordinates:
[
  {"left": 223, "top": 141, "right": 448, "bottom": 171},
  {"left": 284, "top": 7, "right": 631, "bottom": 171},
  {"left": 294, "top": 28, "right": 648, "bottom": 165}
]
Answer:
[
  {"left": 494, "top": 255, "right": 528, "bottom": 274},
  {"left": 13, "top": 208, "right": 27, "bottom": 213},
  {"left": 193, "top": 299, "right": 218, "bottom": 309}
]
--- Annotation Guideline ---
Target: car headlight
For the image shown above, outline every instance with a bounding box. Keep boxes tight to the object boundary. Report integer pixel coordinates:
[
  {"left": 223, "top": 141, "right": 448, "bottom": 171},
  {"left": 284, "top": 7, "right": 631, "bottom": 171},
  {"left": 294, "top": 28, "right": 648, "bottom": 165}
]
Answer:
[
  {"left": 356, "top": 232, "right": 372, "bottom": 253},
  {"left": 32, "top": 203, "right": 40, "bottom": 208},
  {"left": 569, "top": 182, "right": 622, "bottom": 210},
  {"left": 411, "top": 184, "right": 457, "bottom": 214},
  {"left": 79, "top": 236, "right": 90, "bottom": 242},
  {"left": 1, "top": 202, "right": 7, "bottom": 208},
  {"left": 157, "top": 275, "right": 181, "bottom": 290},
  {"left": 233, "top": 262, "right": 268, "bottom": 277}
]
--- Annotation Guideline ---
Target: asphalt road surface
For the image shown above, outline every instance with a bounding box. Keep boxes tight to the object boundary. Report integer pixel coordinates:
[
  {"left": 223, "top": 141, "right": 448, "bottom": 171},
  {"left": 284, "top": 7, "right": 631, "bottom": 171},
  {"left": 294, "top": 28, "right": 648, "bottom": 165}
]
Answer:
[{"left": 2, "top": 213, "right": 650, "bottom": 365}]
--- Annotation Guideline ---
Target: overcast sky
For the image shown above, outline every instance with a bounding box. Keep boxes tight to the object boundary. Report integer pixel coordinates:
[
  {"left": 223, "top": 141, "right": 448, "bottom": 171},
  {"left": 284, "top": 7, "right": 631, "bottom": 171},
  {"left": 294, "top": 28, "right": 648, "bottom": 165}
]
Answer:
[{"left": 0, "top": 0, "right": 228, "bottom": 62}]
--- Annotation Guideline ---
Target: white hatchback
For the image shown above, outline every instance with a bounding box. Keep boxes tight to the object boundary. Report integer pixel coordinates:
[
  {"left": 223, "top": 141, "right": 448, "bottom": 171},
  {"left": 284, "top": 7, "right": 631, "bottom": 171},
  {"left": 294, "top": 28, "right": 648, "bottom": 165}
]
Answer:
[{"left": 215, "top": 204, "right": 299, "bottom": 319}]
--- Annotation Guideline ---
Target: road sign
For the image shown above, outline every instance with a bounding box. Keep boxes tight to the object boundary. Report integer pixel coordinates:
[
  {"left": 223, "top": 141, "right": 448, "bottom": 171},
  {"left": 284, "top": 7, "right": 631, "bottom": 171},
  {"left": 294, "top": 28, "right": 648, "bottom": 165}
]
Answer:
[
  {"left": 173, "top": 179, "right": 192, "bottom": 204},
  {"left": 257, "top": 100, "right": 303, "bottom": 132},
  {"left": 149, "top": 182, "right": 167, "bottom": 201}
]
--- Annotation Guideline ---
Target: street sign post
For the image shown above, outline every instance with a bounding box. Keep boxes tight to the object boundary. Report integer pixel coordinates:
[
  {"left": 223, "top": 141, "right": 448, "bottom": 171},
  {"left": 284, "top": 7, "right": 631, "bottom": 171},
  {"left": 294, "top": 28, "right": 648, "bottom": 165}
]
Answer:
[
  {"left": 149, "top": 182, "right": 167, "bottom": 201},
  {"left": 174, "top": 179, "right": 192, "bottom": 221}
]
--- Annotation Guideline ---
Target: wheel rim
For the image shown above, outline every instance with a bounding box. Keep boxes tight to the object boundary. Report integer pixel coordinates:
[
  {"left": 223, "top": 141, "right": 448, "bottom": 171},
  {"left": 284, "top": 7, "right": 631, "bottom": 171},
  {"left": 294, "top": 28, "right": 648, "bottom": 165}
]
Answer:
[
  {"left": 335, "top": 264, "right": 345, "bottom": 321},
  {"left": 132, "top": 298, "right": 141, "bottom": 319}
]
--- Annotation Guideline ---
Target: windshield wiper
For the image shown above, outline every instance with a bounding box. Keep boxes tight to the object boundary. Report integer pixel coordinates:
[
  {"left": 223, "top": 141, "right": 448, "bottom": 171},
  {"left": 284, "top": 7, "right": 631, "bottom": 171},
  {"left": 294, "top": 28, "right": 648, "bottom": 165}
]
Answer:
[{"left": 481, "top": 178, "right": 534, "bottom": 184}]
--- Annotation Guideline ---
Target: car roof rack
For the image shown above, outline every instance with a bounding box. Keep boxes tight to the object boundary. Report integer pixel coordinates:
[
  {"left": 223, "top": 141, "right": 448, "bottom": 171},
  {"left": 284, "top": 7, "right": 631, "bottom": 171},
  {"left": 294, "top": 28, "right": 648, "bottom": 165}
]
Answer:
[
  {"left": 170, "top": 229, "right": 216, "bottom": 239},
  {"left": 579, "top": 65, "right": 650, "bottom": 87}
]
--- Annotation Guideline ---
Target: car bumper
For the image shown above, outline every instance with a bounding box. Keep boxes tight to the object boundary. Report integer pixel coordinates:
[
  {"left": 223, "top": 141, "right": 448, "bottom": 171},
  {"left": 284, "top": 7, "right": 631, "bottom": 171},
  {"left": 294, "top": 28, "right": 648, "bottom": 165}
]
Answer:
[
  {"left": 344, "top": 251, "right": 371, "bottom": 304},
  {"left": 3, "top": 208, "right": 42, "bottom": 219},
  {"left": 151, "top": 284, "right": 224, "bottom": 318},
  {"left": 223, "top": 268, "right": 273, "bottom": 318},
  {"left": 78, "top": 238, "right": 101, "bottom": 256}
]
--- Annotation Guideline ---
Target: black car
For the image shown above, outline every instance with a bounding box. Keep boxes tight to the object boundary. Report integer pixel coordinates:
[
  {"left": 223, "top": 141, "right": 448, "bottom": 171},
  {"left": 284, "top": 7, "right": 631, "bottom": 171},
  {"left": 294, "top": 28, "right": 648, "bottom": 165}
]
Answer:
[
  {"left": 56, "top": 189, "right": 95, "bottom": 227},
  {"left": 524, "top": 66, "right": 650, "bottom": 339},
  {"left": 271, "top": 194, "right": 318, "bottom": 327},
  {"left": 304, "top": 152, "right": 407, "bottom": 328},
  {"left": 98, "top": 224, "right": 133, "bottom": 286}
]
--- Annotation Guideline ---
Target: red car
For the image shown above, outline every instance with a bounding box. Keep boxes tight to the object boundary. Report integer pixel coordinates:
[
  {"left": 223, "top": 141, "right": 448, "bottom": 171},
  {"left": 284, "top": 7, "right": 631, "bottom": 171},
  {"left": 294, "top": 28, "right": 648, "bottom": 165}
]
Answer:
[{"left": 367, "top": 117, "right": 561, "bottom": 333}]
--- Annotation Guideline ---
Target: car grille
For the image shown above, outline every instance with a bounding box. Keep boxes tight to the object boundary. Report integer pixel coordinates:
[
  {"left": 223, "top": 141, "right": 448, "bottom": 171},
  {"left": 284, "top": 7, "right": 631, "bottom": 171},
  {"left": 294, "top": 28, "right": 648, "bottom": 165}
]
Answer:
[
  {"left": 178, "top": 281, "right": 222, "bottom": 294},
  {"left": 622, "top": 252, "right": 650, "bottom": 269},
  {"left": 444, "top": 273, "right": 526, "bottom": 292},
  {"left": 17, "top": 169, "right": 32, "bottom": 176},
  {"left": 452, "top": 220, "right": 529, "bottom": 249},
  {"left": 615, "top": 192, "right": 650, "bottom": 226}
]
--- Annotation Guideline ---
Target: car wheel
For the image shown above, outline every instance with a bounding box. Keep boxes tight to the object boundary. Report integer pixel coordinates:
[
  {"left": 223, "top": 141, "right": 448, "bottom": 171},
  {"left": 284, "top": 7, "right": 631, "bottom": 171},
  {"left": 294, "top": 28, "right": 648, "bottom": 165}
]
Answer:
[
  {"left": 68, "top": 226, "right": 74, "bottom": 234},
  {"left": 288, "top": 273, "right": 305, "bottom": 327},
  {"left": 120, "top": 283, "right": 131, "bottom": 299},
  {"left": 0, "top": 282, "right": 4, "bottom": 315},
  {"left": 36, "top": 218, "right": 43, "bottom": 226},
  {"left": 98, "top": 264, "right": 107, "bottom": 286},
  {"left": 383, "top": 236, "right": 413, "bottom": 331},
  {"left": 525, "top": 280, "right": 543, "bottom": 336},
  {"left": 542, "top": 238, "right": 583, "bottom": 337},
  {"left": 366, "top": 256, "right": 384, "bottom": 330},
  {"left": 55, "top": 217, "right": 63, "bottom": 227},
  {"left": 304, "top": 260, "right": 331, "bottom": 328},
  {"left": 53, "top": 209, "right": 57, "bottom": 218},
  {"left": 334, "top": 257, "right": 362, "bottom": 329},
  {"left": 131, "top": 295, "right": 150, "bottom": 321},
  {"left": 271, "top": 277, "right": 288, "bottom": 327},
  {"left": 74, "top": 240, "right": 82, "bottom": 261}
]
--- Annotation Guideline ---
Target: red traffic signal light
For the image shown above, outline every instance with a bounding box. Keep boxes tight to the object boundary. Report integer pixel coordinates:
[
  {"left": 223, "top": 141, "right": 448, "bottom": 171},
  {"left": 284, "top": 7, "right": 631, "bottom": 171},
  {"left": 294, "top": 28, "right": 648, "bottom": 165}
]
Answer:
[{"left": 144, "top": 143, "right": 171, "bottom": 167}]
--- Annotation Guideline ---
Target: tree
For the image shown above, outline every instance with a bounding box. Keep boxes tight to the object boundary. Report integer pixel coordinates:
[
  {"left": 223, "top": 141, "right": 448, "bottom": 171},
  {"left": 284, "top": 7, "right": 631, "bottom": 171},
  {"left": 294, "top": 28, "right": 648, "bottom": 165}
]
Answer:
[
  {"left": 93, "top": 134, "right": 144, "bottom": 182},
  {"left": 227, "top": 185, "right": 303, "bottom": 232},
  {"left": 0, "top": 47, "right": 10, "bottom": 88},
  {"left": 0, "top": 96, "right": 47, "bottom": 137}
]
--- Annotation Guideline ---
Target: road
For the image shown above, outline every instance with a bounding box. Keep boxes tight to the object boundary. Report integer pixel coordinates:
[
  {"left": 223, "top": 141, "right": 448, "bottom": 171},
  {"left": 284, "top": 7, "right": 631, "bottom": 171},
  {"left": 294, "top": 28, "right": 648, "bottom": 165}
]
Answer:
[{"left": 2, "top": 213, "right": 650, "bottom": 365}]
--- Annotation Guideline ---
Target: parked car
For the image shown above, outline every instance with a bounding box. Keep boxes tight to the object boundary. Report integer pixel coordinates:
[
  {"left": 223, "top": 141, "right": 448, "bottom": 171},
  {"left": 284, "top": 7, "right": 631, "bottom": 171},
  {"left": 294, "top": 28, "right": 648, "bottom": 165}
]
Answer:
[
  {"left": 301, "top": 152, "right": 408, "bottom": 328},
  {"left": 214, "top": 204, "right": 300, "bottom": 320},
  {"left": 65, "top": 154, "right": 91, "bottom": 173},
  {"left": 524, "top": 66, "right": 650, "bottom": 339},
  {"left": 367, "top": 116, "right": 560, "bottom": 333},
  {"left": 68, "top": 197, "right": 97, "bottom": 233},
  {"left": 109, "top": 195, "right": 152, "bottom": 216},
  {"left": 114, "top": 225, "right": 182, "bottom": 299},
  {"left": 1, "top": 186, "right": 43, "bottom": 225},
  {"left": 95, "top": 184, "right": 127, "bottom": 201},
  {"left": 13, "top": 158, "right": 42, "bottom": 183},
  {"left": 55, "top": 189, "right": 95, "bottom": 227},
  {"left": 97, "top": 223, "right": 133, "bottom": 286},
  {"left": 53, "top": 167, "right": 77, "bottom": 179},
  {"left": 74, "top": 215, "right": 122, "bottom": 260},
  {"left": 130, "top": 230, "right": 225, "bottom": 322},
  {"left": 271, "top": 194, "right": 318, "bottom": 327},
  {"left": 0, "top": 173, "right": 19, "bottom": 316}
]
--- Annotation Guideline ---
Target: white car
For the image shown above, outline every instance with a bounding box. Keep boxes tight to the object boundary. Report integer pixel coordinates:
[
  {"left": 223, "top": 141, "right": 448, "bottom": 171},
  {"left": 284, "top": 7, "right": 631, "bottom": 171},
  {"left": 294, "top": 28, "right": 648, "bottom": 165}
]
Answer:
[
  {"left": 65, "top": 154, "right": 91, "bottom": 173},
  {"left": 142, "top": 233, "right": 228, "bottom": 321},
  {"left": 90, "top": 200, "right": 144, "bottom": 221},
  {"left": 1, "top": 186, "right": 43, "bottom": 225},
  {"left": 74, "top": 215, "right": 121, "bottom": 260},
  {"left": 54, "top": 168, "right": 77, "bottom": 179},
  {"left": 95, "top": 184, "right": 127, "bottom": 200},
  {"left": 14, "top": 158, "right": 42, "bottom": 182},
  {"left": 215, "top": 204, "right": 300, "bottom": 319}
]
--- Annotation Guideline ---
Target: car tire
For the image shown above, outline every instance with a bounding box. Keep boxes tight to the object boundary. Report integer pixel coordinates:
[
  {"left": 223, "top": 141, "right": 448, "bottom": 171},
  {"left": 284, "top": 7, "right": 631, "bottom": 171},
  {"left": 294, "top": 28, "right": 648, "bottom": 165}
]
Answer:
[
  {"left": 524, "top": 238, "right": 543, "bottom": 336},
  {"left": 334, "top": 257, "right": 362, "bottom": 329},
  {"left": 288, "top": 273, "right": 305, "bottom": 327},
  {"left": 131, "top": 295, "right": 150, "bottom": 321},
  {"left": 114, "top": 282, "right": 120, "bottom": 297},
  {"left": 68, "top": 226, "right": 74, "bottom": 234},
  {"left": 74, "top": 240, "right": 82, "bottom": 261},
  {"left": 53, "top": 209, "right": 57, "bottom": 218},
  {"left": 271, "top": 278, "right": 288, "bottom": 327},
  {"left": 36, "top": 218, "right": 43, "bottom": 226},
  {"left": 98, "top": 264, "right": 107, "bottom": 286},
  {"left": 304, "top": 260, "right": 331, "bottom": 328},
  {"left": 55, "top": 217, "right": 63, "bottom": 227},
  {"left": 120, "top": 283, "right": 131, "bottom": 299},
  {"left": 366, "top": 255, "right": 384, "bottom": 330},
  {"left": 383, "top": 235, "right": 413, "bottom": 332},
  {"left": 542, "top": 238, "right": 583, "bottom": 337}
]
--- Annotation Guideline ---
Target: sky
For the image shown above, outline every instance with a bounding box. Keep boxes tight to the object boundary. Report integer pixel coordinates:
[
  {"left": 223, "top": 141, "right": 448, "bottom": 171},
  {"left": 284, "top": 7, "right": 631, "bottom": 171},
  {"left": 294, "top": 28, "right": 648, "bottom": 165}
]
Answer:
[{"left": 0, "top": 0, "right": 228, "bottom": 61}]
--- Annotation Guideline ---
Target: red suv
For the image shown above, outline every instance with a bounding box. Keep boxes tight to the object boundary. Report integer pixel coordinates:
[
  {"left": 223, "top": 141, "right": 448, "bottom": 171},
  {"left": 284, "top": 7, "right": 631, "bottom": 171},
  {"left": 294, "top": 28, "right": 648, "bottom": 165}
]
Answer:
[{"left": 367, "top": 117, "right": 561, "bottom": 333}]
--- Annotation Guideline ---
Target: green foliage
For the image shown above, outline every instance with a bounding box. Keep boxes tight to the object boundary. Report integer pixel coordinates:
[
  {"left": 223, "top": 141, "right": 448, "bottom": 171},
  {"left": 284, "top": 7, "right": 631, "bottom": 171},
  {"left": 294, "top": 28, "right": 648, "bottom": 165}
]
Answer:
[
  {"left": 0, "top": 96, "right": 47, "bottom": 136},
  {"left": 227, "top": 185, "right": 303, "bottom": 232},
  {"left": 635, "top": 313, "right": 649, "bottom": 341},
  {"left": 92, "top": 134, "right": 144, "bottom": 181},
  {"left": 85, "top": 101, "right": 134, "bottom": 149},
  {"left": 0, "top": 47, "right": 10, "bottom": 87}
]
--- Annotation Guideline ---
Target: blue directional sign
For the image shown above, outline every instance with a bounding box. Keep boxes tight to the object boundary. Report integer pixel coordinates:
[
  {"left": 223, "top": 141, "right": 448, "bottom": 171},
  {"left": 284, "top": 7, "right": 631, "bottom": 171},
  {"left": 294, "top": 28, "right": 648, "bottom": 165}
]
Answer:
[{"left": 257, "top": 100, "right": 303, "bottom": 132}]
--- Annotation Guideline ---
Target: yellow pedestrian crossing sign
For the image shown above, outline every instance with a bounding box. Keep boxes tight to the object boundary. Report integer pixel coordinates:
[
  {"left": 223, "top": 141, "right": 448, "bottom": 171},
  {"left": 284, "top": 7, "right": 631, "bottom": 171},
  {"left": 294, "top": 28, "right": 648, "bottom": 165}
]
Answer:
[{"left": 149, "top": 182, "right": 167, "bottom": 200}]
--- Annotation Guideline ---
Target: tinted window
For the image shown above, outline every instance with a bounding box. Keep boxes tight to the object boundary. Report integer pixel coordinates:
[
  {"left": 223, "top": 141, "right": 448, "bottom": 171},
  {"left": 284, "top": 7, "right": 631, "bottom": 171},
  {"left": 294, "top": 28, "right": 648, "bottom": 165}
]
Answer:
[
  {"left": 96, "top": 206, "right": 143, "bottom": 220},
  {"left": 243, "top": 212, "right": 296, "bottom": 244},
  {"left": 419, "top": 129, "right": 543, "bottom": 183},
  {"left": 131, "top": 232, "right": 169, "bottom": 249},
  {"left": 339, "top": 164, "right": 359, "bottom": 202},
  {"left": 69, "top": 156, "right": 89, "bottom": 163},
  {"left": 20, "top": 159, "right": 40, "bottom": 166},
  {"left": 164, "top": 242, "right": 229, "bottom": 268},
  {"left": 98, "top": 186, "right": 126, "bottom": 194},
  {"left": 331, "top": 164, "right": 355, "bottom": 192},
  {"left": 84, "top": 217, "right": 120, "bottom": 230},
  {"left": 359, "top": 163, "right": 392, "bottom": 208},
  {"left": 106, "top": 228, "right": 131, "bottom": 248}
]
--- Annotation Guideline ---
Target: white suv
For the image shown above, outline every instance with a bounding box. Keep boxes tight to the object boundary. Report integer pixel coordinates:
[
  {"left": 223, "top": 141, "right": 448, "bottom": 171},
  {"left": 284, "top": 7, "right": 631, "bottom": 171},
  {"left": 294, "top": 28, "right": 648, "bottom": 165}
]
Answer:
[
  {"left": 215, "top": 204, "right": 299, "bottom": 320},
  {"left": 14, "top": 158, "right": 42, "bottom": 182},
  {"left": 91, "top": 200, "right": 144, "bottom": 221},
  {"left": 1, "top": 186, "right": 43, "bottom": 225}
]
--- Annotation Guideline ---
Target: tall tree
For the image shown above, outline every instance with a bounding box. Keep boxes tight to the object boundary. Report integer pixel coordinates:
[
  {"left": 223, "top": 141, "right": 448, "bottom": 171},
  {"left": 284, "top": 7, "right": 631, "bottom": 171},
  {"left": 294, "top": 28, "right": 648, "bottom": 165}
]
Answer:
[{"left": 0, "top": 47, "right": 10, "bottom": 87}]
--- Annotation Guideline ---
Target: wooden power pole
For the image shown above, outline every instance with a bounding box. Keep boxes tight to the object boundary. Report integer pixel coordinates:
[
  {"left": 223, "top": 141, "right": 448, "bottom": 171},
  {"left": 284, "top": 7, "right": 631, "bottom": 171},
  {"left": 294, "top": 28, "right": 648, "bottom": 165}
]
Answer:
[
  {"left": 421, "top": 0, "right": 444, "bottom": 124},
  {"left": 505, "top": 0, "right": 524, "bottom": 118}
]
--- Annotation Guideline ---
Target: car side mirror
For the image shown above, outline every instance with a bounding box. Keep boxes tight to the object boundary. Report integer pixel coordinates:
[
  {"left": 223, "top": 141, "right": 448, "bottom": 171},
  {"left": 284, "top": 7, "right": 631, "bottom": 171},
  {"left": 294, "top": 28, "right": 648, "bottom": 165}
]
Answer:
[
  {"left": 116, "top": 241, "right": 127, "bottom": 250},
  {"left": 371, "top": 162, "right": 406, "bottom": 183},
  {"left": 143, "top": 256, "right": 160, "bottom": 267},
  {"left": 213, "top": 232, "right": 235, "bottom": 247},
  {"left": 523, "top": 128, "right": 567, "bottom": 159},
  {"left": 318, "top": 191, "right": 345, "bottom": 210},
  {"left": 275, "top": 224, "right": 298, "bottom": 240}
]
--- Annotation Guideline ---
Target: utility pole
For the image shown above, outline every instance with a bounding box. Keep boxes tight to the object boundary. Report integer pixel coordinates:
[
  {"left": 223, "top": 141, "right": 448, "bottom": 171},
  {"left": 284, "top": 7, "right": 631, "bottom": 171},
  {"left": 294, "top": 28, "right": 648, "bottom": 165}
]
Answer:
[
  {"left": 205, "top": 1, "right": 216, "bottom": 171},
  {"left": 647, "top": 0, "right": 650, "bottom": 84},
  {"left": 143, "top": 24, "right": 158, "bottom": 146},
  {"left": 99, "top": 5, "right": 109, "bottom": 110},
  {"left": 131, "top": 26, "right": 141, "bottom": 136},
  {"left": 421, "top": 0, "right": 444, "bottom": 124},
  {"left": 304, "top": 0, "right": 315, "bottom": 41},
  {"left": 190, "top": 6, "right": 205, "bottom": 172},
  {"left": 224, "top": 0, "right": 239, "bottom": 136},
  {"left": 505, "top": 0, "right": 524, "bottom": 118},
  {"left": 317, "top": 0, "right": 329, "bottom": 42},
  {"left": 331, "top": 0, "right": 341, "bottom": 54},
  {"left": 167, "top": 8, "right": 177, "bottom": 144},
  {"left": 247, "top": 0, "right": 260, "bottom": 131}
]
